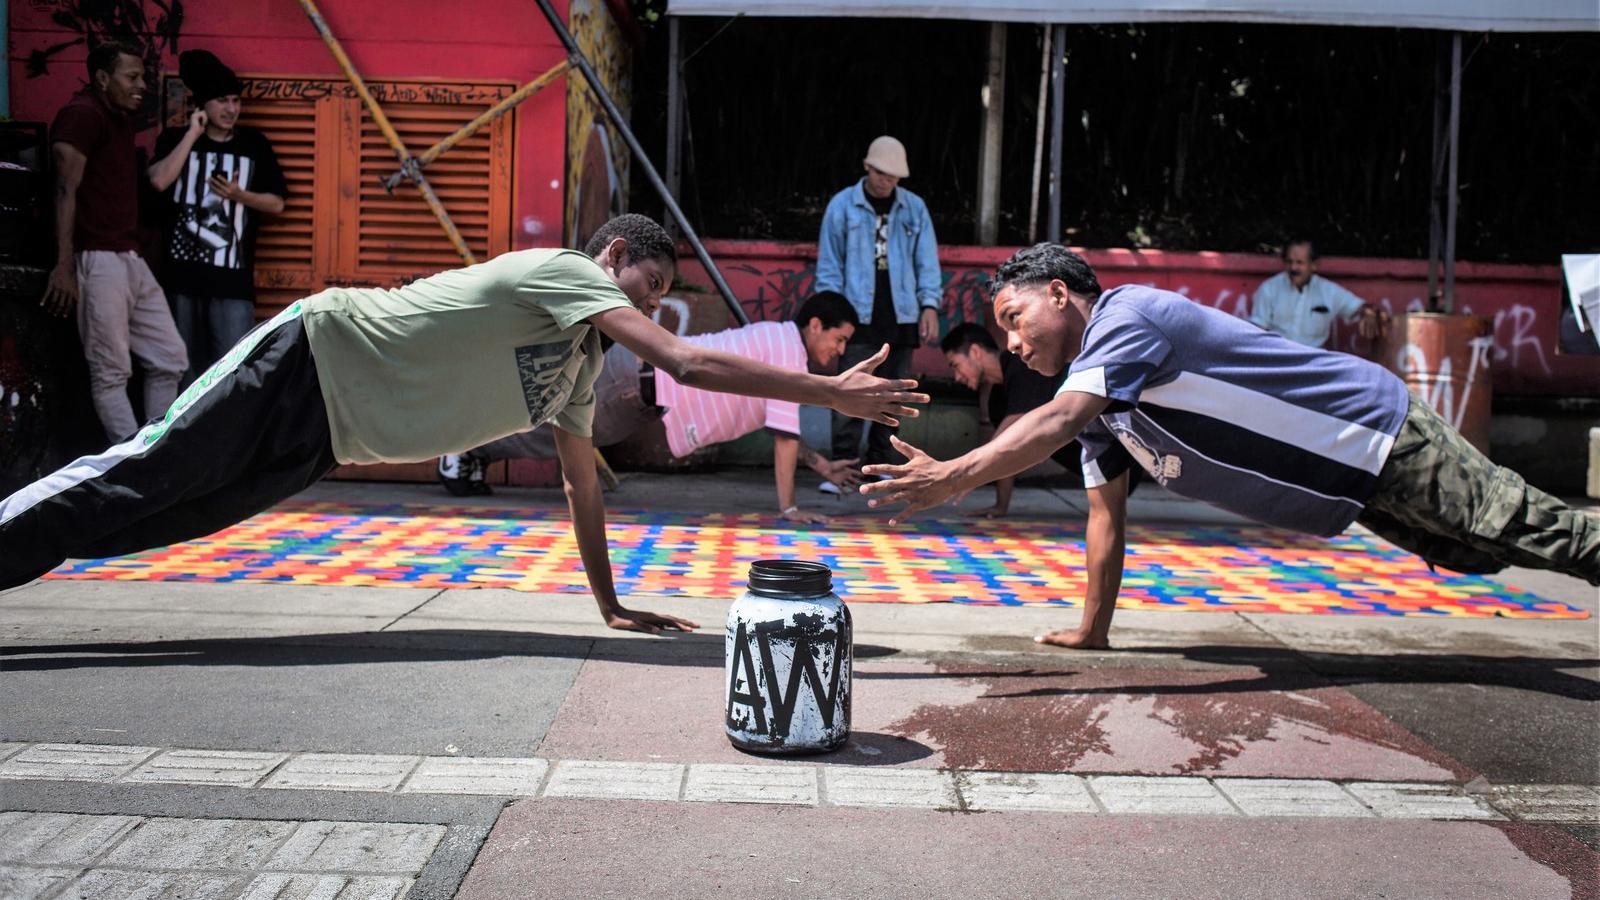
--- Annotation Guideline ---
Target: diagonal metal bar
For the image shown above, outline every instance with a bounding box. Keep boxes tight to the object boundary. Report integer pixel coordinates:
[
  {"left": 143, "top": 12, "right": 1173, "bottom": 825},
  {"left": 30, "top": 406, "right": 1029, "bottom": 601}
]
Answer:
[
  {"left": 383, "top": 60, "right": 573, "bottom": 193},
  {"left": 534, "top": 0, "right": 747, "bottom": 324},
  {"left": 297, "top": 0, "right": 476, "bottom": 265}
]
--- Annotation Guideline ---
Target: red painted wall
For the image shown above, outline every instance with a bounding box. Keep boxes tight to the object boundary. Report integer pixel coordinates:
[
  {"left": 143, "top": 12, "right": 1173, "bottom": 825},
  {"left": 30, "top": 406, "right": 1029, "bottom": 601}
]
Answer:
[
  {"left": 9, "top": 0, "right": 573, "bottom": 246},
  {"left": 677, "top": 240, "right": 1598, "bottom": 397}
]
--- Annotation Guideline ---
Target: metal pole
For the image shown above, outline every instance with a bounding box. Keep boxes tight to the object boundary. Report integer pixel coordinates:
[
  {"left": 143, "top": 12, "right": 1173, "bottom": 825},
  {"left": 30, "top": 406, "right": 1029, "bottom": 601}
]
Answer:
[
  {"left": 0, "top": 0, "right": 9, "bottom": 119},
  {"left": 533, "top": 0, "right": 747, "bottom": 324},
  {"left": 384, "top": 60, "right": 571, "bottom": 192},
  {"left": 1027, "top": 24, "right": 1052, "bottom": 244},
  {"left": 976, "top": 22, "right": 1006, "bottom": 246},
  {"left": 665, "top": 16, "right": 683, "bottom": 239},
  {"left": 1047, "top": 23, "right": 1066, "bottom": 243},
  {"left": 297, "top": 0, "right": 476, "bottom": 265},
  {"left": 1443, "top": 32, "right": 1462, "bottom": 313},
  {"left": 1426, "top": 34, "right": 1446, "bottom": 311}
]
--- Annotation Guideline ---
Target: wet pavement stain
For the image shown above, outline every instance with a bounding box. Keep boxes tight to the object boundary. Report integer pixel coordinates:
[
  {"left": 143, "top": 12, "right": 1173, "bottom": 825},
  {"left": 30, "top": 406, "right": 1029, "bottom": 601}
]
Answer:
[
  {"left": 885, "top": 661, "right": 1474, "bottom": 779},
  {"left": 1488, "top": 822, "right": 1600, "bottom": 900}
]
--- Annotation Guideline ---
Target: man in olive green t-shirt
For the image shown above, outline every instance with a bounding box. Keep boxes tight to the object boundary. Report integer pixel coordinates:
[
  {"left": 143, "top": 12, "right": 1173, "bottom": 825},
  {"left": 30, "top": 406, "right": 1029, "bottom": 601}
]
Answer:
[{"left": 0, "top": 215, "right": 929, "bottom": 634}]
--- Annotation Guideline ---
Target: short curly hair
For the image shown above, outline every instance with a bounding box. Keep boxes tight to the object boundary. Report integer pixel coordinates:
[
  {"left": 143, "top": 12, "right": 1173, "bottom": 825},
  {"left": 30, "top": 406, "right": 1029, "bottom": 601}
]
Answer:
[
  {"left": 582, "top": 214, "right": 677, "bottom": 267},
  {"left": 991, "top": 243, "right": 1102, "bottom": 301}
]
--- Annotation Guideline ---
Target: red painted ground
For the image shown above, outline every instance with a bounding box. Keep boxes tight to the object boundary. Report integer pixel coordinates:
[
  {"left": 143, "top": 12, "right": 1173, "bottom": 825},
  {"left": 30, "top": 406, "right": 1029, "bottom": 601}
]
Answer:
[
  {"left": 453, "top": 799, "right": 1584, "bottom": 900},
  {"left": 534, "top": 658, "right": 1472, "bottom": 781}
]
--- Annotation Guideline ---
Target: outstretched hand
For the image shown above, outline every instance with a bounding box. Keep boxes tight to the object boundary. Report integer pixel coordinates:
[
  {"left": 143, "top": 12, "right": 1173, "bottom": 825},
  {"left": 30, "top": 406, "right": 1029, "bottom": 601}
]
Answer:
[
  {"left": 831, "top": 344, "right": 929, "bottom": 426},
  {"left": 858, "top": 435, "right": 960, "bottom": 525},
  {"left": 604, "top": 607, "right": 699, "bottom": 635}
]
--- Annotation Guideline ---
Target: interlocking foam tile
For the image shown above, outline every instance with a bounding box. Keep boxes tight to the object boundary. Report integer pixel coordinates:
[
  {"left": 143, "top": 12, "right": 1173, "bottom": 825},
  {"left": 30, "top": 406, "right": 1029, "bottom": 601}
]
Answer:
[{"left": 44, "top": 501, "right": 1588, "bottom": 618}]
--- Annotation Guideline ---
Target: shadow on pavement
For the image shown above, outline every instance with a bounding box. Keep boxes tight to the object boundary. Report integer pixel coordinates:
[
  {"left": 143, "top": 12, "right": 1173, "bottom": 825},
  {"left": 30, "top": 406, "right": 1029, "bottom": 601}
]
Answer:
[
  {"left": 2, "top": 633, "right": 1594, "bottom": 702},
  {"left": 0, "top": 629, "right": 914, "bottom": 673},
  {"left": 1025, "top": 644, "right": 1600, "bottom": 702}
]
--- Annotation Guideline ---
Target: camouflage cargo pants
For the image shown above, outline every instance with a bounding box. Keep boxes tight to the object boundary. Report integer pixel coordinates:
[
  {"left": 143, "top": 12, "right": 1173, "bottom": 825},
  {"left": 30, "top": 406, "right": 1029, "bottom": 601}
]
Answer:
[{"left": 1358, "top": 397, "right": 1600, "bottom": 586}]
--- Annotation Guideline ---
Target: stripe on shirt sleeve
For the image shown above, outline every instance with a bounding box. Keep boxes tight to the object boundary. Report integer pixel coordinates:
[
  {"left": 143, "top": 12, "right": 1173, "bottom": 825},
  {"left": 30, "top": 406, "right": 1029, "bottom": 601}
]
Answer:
[{"left": 1058, "top": 365, "right": 1107, "bottom": 398}]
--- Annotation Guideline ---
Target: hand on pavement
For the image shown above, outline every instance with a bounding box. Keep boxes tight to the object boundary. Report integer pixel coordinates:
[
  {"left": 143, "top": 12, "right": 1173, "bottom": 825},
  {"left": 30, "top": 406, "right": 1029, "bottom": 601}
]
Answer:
[
  {"left": 819, "top": 457, "right": 863, "bottom": 491},
  {"left": 781, "top": 507, "right": 830, "bottom": 525},
  {"left": 604, "top": 607, "right": 699, "bottom": 635}
]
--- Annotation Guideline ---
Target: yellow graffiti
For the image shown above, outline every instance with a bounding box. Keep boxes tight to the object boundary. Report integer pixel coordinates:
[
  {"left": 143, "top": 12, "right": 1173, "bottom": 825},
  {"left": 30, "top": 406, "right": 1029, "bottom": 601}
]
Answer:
[{"left": 565, "top": 0, "right": 634, "bottom": 246}]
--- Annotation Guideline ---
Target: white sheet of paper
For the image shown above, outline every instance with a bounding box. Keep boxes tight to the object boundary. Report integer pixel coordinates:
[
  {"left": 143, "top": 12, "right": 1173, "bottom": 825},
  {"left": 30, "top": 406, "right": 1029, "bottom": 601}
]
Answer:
[{"left": 1561, "top": 254, "right": 1600, "bottom": 349}]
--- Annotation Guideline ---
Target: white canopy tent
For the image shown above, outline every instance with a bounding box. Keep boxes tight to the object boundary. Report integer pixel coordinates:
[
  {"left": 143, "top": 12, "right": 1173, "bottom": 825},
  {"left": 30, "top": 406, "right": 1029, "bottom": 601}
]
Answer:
[{"left": 666, "top": 1, "right": 1598, "bottom": 32}]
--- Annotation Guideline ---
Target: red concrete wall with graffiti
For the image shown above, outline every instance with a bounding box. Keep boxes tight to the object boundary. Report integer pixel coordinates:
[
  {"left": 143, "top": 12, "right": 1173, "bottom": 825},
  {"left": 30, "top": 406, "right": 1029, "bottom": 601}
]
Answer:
[
  {"left": 675, "top": 240, "right": 1598, "bottom": 397},
  {"left": 9, "top": 0, "right": 573, "bottom": 245}
]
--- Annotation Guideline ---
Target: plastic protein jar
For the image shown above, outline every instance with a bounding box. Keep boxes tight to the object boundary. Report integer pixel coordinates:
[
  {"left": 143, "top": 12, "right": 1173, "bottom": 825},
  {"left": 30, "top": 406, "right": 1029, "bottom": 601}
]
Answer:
[{"left": 724, "top": 560, "right": 852, "bottom": 754}]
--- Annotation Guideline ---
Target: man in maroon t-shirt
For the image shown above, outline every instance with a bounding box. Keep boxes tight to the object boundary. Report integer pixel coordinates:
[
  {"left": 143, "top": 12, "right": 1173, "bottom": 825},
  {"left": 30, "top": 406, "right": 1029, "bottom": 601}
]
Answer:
[{"left": 43, "top": 39, "right": 187, "bottom": 442}]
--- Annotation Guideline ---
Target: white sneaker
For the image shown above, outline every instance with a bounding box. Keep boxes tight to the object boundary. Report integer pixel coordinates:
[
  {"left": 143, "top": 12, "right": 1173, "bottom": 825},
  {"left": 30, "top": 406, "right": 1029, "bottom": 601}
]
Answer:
[
  {"left": 438, "top": 454, "right": 464, "bottom": 480},
  {"left": 818, "top": 480, "right": 842, "bottom": 495}
]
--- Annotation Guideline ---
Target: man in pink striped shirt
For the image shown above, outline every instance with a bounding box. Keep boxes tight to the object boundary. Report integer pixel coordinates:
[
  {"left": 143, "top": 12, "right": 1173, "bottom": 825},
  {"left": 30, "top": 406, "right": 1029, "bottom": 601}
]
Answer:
[{"left": 442, "top": 293, "right": 864, "bottom": 523}]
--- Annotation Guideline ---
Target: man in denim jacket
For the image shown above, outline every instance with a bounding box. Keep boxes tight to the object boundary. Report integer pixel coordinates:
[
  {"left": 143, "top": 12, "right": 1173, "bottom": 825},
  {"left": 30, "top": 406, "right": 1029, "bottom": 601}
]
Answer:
[{"left": 815, "top": 136, "right": 943, "bottom": 483}]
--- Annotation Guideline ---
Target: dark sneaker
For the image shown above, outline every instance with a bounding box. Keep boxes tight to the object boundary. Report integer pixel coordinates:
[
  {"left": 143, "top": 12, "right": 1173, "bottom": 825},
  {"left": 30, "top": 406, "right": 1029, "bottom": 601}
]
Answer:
[
  {"left": 465, "top": 453, "right": 493, "bottom": 496},
  {"left": 438, "top": 454, "right": 479, "bottom": 497}
]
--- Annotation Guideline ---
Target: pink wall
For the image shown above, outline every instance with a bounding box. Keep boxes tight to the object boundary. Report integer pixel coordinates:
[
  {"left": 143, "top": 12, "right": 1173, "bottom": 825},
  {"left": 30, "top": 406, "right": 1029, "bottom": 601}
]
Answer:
[
  {"left": 676, "top": 240, "right": 1598, "bottom": 396},
  {"left": 10, "top": 0, "right": 573, "bottom": 246}
]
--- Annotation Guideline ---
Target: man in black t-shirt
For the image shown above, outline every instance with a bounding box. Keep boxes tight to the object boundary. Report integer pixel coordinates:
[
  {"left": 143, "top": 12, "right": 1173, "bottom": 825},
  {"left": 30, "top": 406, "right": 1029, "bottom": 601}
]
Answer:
[
  {"left": 942, "top": 323, "right": 1085, "bottom": 517},
  {"left": 148, "top": 50, "right": 288, "bottom": 378}
]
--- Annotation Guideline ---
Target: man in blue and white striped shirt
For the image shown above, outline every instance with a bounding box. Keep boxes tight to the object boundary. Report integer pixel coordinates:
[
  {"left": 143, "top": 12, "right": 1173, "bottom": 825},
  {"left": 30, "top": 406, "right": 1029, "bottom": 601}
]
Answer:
[{"left": 863, "top": 243, "right": 1600, "bottom": 649}]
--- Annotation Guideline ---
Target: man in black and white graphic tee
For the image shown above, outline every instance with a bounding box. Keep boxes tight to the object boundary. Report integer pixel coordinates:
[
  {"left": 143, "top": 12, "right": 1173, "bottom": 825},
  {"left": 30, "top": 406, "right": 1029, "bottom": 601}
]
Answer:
[{"left": 149, "top": 49, "right": 288, "bottom": 378}]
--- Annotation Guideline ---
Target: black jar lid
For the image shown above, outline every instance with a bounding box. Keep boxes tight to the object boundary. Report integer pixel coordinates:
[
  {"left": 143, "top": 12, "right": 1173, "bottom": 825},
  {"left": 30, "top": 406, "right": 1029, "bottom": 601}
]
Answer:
[{"left": 747, "top": 560, "right": 832, "bottom": 598}]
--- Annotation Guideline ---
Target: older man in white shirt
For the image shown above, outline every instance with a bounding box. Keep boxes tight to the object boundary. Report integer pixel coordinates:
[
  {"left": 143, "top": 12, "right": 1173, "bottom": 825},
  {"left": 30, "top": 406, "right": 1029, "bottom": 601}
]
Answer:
[{"left": 1249, "top": 239, "right": 1386, "bottom": 348}]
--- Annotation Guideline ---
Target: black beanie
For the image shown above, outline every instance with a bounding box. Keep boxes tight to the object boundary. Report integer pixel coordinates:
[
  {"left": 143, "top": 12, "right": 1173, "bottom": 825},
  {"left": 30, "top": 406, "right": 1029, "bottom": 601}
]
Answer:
[{"left": 179, "top": 50, "right": 241, "bottom": 105}]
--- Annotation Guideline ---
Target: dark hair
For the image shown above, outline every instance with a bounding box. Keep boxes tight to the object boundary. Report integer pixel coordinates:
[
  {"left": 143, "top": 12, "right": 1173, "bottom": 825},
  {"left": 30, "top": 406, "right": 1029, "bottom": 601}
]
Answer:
[
  {"left": 991, "top": 243, "right": 1102, "bottom": 301},
  {"left": 795, "top": 291, "right": 858, "bottom": 331},
  {"left": 940, "top": 322, "right": 997, "bottom": 355},
  {"left": 1282, "top": 238, "right": 1319, "bottom": 261},
  {"left": 582, "top": 213, "right": 677, "bottom": 267},
  {"left": 87, "top": 40, "right": 144, "bottom": 79}
]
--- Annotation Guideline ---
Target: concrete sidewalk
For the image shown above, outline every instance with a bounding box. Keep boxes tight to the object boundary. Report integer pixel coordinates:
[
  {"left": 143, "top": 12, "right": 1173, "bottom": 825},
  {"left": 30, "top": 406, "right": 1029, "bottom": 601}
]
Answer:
[{"left": 1, "top": 473, "right": 1595, "bottom": 898}]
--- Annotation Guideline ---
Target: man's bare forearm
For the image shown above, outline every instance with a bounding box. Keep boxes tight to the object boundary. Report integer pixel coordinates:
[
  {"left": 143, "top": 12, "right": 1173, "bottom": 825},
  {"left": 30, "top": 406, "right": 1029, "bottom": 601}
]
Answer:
[
  {"left": 773, "top": 433, "right": 800, "bottom": 511},
  {"left": 237, "top": 190, "right": 285, "bottom": 215},
  {"left": 1077, "top": 474, "right": 1129, "bottom": 641},
  {"left": 53, "top": 177, "right": 76, "bottom": 266},
  {"left": 148, "top": 130, "right": 202, "bottom": 191},
  {"left": 797, "top": 443, "right": 828, "bottom": 473}
]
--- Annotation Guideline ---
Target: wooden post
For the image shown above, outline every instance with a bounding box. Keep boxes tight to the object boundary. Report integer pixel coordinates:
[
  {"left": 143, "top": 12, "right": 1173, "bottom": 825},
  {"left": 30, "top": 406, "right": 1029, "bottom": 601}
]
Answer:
[{"left": 976, "top": 22, "right": 1006, "bottom": 246}]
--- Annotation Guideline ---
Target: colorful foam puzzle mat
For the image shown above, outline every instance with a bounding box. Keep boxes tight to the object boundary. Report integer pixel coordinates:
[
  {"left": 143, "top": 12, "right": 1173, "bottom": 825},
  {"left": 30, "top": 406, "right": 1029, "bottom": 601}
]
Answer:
[{"left": 44, "top": 501, "right": 1587, "bottom": 618}]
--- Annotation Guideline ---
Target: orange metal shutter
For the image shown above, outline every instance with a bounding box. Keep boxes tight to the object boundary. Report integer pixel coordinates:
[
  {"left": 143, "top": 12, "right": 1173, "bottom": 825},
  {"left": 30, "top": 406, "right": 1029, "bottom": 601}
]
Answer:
[
  {"left": 234, "top": 78, "right": 515, "bottom": 308},
  {"left": 240, "top": 90, "right": 335, "bottom": 317},
  {"left": 339, "top": 88, "right": 516, "bottom": 285}
]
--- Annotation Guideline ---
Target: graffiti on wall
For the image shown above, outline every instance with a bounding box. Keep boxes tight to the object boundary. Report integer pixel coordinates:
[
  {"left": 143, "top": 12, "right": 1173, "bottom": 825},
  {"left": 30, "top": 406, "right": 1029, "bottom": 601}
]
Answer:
[
  {"left": 566, "top": 0, "right": 632, "bottom": 248},
  {"left": 1169, "top": 283, "right": 1558, "bottom": 379},
  {"left": 720, "top": 262, "right": 991, "bottom": 332},
  {"left": 677, "top": 250, "right": 1593, "bottom": 392},
  {"left": 1396, "top": 336, "right": 1496, "bottom": 431},
  {"left": 24, "top": 0, "right": 184, "bottom": 130}
]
